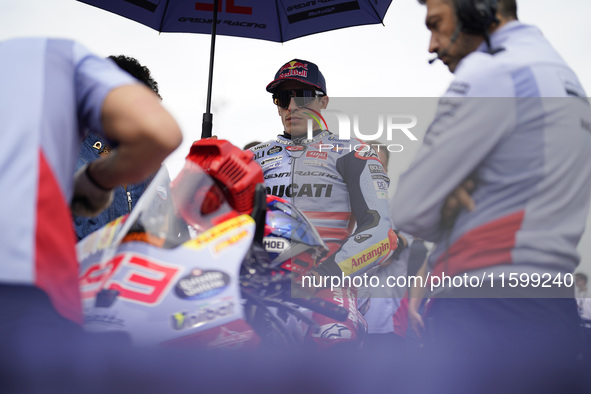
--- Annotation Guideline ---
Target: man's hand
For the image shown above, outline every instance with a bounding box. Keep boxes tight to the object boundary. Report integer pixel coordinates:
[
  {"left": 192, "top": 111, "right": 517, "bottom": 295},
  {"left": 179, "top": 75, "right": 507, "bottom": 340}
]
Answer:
[
  {"left": 71, "top": 163, "right": 114, "bottom": 217},
  {"left": 408, "top": 307, "right": 426, "bottom": 340},
  {"left": 441, "top": 179, "right": 475, "bottom": 229}
]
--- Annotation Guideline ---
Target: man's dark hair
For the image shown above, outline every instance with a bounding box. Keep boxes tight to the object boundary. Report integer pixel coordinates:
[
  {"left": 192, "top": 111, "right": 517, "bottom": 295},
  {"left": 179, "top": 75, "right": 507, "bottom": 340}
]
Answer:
[
  {"left": 417, "top": 0, "right": 517, "bottom": 19},
  {"left": 108, "top": 55, "right": 161, "bottom": 99},
  {"left": 497, "top": 0, "right": 517, "bottom": 19}
]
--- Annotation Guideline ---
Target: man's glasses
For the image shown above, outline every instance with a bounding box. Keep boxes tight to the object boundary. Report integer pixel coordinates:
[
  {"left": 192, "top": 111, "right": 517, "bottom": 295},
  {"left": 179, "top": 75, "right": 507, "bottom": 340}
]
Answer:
[{"left": 272, "top": 89, "right": 324, "bottom": 109}]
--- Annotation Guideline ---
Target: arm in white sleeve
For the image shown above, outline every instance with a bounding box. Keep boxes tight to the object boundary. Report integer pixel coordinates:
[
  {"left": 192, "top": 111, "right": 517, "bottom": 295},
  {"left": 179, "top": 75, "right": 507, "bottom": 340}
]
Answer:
[{"left": 391, "top": 68, "right": 515, "bottom": 241}]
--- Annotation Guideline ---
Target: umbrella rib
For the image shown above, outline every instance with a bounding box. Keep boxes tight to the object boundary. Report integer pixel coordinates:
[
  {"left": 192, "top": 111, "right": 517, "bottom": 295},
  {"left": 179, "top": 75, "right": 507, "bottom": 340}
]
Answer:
[
  {"left": 158, "top": 0, "right": 172, "bottom": 32},
  {"left": 275, "top": 0, "right": 286, "bottom": 43},
  {"left": 365, "top": 0, "right": 388, "bottom": 26}
]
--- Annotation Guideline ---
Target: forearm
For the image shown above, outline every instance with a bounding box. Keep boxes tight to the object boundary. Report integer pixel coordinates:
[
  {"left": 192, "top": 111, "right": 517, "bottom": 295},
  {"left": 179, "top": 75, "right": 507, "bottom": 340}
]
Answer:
[{"left": 94, "top": 85, "right": 182, "bottom": 189}]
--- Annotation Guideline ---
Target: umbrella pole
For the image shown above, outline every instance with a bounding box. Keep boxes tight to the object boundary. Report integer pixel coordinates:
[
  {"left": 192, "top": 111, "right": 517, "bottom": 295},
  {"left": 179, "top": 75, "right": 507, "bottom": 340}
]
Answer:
[{"left": 201, "top": 0, "right": 219, "bottom": 139}]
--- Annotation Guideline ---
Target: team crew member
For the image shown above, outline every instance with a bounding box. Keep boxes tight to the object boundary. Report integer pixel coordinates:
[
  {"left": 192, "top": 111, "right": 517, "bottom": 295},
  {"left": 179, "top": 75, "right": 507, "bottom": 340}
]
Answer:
[
  {"left": 391, "top": 0, "right": 591, "bottom": 390},
  {"left": 0, "top": 38, "right": 182, "bottom": 340},
  {"left": 251, "top": 59, "right": 400, "bottom": 279}
]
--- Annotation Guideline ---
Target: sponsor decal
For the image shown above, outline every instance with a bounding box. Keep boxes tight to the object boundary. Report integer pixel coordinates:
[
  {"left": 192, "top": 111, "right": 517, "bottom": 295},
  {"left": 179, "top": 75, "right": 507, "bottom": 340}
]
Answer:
[
  {"left": 327, "top": 135, "right": 350, "bottom": 143},
  {"left": 179, "top": 17, "right": 265, "bottom": 30},
  {"left": 355, "top": 148, "right": 380, "bottom": 161},
  {"left": 254, "top": 150, "right": 265, "bottom": 160},
  {"left": 250, "top": 143, "right": 270, "bottom": 151},
  {"left": 302, "top": 160, "right": 327, "bottom": 168},
  {"left": 286, "top": 145, "right": 305, "bottom": 151},
  {"left": 286, "top": 2, "right": 361, "bottom": 23},
  {"left": 187, "top": 215, "right": 253, "bottom": 248},
  {"left": 312, "top": 323, "right": 352, "bottom": 340},
  {"left": 174, "top": 269, "right": 230, "bottom": 300},
  {"left": 350, "top": 241, "right": 390, "bottom": 268},
  {"left": 278, "top": 60, "right": 308, "bottom": 79},
  {"left": 332, "top": 287, "right": 359, "bottom": 324},
  {"left": 371, "top": 174, "right": 389, "bottom": 182},
  {"left": 195, "top": 1, "right": 253, "bottom": 15},
  {"left": 263, "top": 237, "right": 289, "bottom": 253},
  {"left": 214, "top": 230, "right": 249, "bottom": 254},
  {"left": 368, "top": 164, "right": 385, "bottom": 174},
  {"left": 262, "top": 161, "right": 281, "bottom": 171},
  {"left": 264, "top": 171, "right": 290, "bottom": 179},
  {"left": 373, "top": 179, "right": 388, "bottom": 192},
  {"left": 170, "top": 300, "right": 235, "bottom": 331},
  {"left": 376, "top": 190, "right": 388, "bottom": 199},
  {"left": 353, "top": 234, "right": 372, "bottom": 243},
  {"left": 265, "top": 183, "right": 333, "bottom": 198},
  {"left": 306, "top": 151, "right": 327, "bottom": 160},
  {"left": 267, "top": 146, "right": 282, "bottom": 155},
  {"left": 295, "top": 170, "right": 339, "bottom": 180},
  {"left": 260, "top": 156, "right": 282, "bottom": 166},
  {"left": 331, "top": 144, "right": 345, "bottom": 153}
]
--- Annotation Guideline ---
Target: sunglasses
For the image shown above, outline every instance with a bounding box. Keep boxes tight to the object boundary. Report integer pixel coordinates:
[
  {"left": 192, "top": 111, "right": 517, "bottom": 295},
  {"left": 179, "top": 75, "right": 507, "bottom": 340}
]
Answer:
[{"left": 272, "top": 89, "right": 324, "bottom": 109}]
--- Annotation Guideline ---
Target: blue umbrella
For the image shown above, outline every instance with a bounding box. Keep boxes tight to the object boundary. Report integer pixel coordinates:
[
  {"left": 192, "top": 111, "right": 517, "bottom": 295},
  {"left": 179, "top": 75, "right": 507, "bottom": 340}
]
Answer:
[{"left": 77, "top": 0, "right": 393, "bottom": 138}]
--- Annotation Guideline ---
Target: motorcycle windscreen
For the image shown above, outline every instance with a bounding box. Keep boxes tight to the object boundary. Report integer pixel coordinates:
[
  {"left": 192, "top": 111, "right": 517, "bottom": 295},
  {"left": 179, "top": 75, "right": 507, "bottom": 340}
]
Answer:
[{"left": 77, "top": 163, "right": 236, "bottom": 262}]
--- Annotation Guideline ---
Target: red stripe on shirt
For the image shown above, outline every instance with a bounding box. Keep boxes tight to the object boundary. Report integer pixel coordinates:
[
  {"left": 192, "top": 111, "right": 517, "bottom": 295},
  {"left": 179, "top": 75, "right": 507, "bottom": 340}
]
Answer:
[
  {"left": 35, "top": 150, "right": 82, "bottom": 324},
  {"left": 393, "top": 291, "right": 409, "bottom": 337},
  {"left": 432, "top": 210, "right": 525, "bottom": 278}
]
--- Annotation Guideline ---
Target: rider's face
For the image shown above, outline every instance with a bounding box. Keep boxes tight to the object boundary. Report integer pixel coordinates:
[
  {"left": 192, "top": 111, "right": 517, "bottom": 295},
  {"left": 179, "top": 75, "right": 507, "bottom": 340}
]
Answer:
[{"left": 275, "top": 80, "right": 328, "bottom": 137}]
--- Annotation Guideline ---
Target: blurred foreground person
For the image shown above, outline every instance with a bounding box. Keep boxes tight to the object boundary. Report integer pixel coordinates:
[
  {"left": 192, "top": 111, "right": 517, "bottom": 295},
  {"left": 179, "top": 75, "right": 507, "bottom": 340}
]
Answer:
[
  {"left": 0, "top": 38, "right": 182, "bottom": 345},
  {"left": 392, "top": 0, "right": 591, "bottom": 392},
  {"left": 576, "top": 272, "right": 591, "bottom": 366}
]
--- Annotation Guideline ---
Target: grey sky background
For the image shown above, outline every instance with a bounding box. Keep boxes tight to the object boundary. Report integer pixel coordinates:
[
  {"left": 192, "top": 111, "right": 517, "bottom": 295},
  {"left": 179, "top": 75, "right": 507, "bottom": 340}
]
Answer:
[{"left": 1, "top": 0, "right": 590, "bottom": 274}]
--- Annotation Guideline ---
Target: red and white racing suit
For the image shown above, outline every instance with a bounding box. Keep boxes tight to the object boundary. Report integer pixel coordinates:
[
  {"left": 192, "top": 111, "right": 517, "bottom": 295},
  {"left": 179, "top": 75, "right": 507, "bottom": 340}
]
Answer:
[{"left": 251, "top": 130, "right": 398, "bottom": 347}]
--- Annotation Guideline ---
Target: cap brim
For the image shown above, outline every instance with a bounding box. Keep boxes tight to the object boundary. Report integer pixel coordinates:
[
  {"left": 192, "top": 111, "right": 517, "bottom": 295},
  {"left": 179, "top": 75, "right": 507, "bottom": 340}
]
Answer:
[{"left": 266, "top": 77, "right": 325, "bottom": 94}]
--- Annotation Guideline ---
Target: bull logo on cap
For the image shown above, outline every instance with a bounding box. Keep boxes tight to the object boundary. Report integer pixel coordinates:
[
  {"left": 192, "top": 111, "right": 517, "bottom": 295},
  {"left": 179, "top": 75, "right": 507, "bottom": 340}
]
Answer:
[
  {"left": 279, "top": 61, "right": 308, "bottom": 78},
  {"left": 279, "top": 60, "right": 308, "bottom": 72}
]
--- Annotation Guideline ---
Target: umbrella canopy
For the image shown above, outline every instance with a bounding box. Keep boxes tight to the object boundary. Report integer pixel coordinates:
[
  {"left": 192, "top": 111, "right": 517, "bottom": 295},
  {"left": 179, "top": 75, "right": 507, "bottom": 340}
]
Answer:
[{"left": 77, "top": 0, "right": 393, "bottom": 137}]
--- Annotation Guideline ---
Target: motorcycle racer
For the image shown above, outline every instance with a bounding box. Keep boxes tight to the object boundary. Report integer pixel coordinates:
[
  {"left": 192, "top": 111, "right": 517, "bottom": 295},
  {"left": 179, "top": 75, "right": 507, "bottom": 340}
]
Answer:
[{"left": 251, "top": 59, "right": 400, "bottom": 280}]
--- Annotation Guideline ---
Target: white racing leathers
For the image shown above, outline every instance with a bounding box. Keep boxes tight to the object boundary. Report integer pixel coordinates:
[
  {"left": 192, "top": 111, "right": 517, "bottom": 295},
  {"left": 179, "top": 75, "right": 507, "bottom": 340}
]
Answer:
[
  {"left": 391, "top": 21, "right": 591, "bottom": 293},
  {"left": 251, "top": 130, "right": 398, "bottom": 348},
  {"left": 251, "top": 130, "right": 397, "bottom": 278}
]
